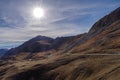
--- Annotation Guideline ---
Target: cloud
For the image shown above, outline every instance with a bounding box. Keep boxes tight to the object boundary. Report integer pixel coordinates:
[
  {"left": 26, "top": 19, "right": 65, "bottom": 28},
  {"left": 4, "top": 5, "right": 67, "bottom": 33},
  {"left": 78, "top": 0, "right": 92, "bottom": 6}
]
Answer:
[{"left": 0, "top": 23, "right": 88, "bottom": 41}]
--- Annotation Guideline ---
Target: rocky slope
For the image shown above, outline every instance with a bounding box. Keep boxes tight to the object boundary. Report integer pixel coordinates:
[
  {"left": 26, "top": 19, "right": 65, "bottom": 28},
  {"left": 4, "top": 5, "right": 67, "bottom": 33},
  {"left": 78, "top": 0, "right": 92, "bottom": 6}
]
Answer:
[{"left": 0, "top": 7, "right": 120, "bottom": 80}]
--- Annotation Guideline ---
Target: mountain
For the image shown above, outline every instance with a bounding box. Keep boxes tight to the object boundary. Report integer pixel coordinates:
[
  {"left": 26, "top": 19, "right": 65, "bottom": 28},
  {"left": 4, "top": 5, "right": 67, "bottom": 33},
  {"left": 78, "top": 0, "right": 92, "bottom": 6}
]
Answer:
[
  {"left": 0, "top": 7, "right": 120, "bottom": 80},
  {"left": 2, "top": 35, "right": 54, "bottom": 59},
  {"left": 71, "top": 7, "right": 120, "bottom": 53},
  {"left": 0, "top": 49, "right": 8, "bottom": 57},
  {"left": 3, "top": 34, "right": 86, "bottom": 60},
  {"left": 8, "top": 35, "right": 54, "bottom": 53}
]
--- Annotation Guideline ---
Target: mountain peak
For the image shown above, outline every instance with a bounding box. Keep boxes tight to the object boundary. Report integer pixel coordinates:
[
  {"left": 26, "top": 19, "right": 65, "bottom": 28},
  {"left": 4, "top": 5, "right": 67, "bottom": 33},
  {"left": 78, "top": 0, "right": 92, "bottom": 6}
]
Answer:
[
  {"left": 89, "top": 7, "right": 120, "bottom": 35},
  {"left": 29, "top": 35, "right": 53, "bottom": 42}
]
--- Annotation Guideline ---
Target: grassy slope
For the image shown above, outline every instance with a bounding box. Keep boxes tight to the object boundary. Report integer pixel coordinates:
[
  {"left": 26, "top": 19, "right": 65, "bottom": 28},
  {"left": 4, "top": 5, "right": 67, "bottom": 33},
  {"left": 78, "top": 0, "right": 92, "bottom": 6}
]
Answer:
[
  {"left": 71, "top": 20, "right": 120, "bottom": 53},
  {"left": 0, "top": 53, "right": 120, "bottom": 80}
]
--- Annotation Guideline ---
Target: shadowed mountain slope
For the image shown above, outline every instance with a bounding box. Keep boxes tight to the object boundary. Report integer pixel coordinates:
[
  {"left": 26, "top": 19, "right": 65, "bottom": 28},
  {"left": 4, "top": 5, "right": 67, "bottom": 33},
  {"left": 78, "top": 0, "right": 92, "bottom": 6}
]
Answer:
[
  {"left": 0, "top": 49, "right": 8, "bottom": 58},
  {"left": 3, "top": 34, "right": 86, "bottom": 60}
]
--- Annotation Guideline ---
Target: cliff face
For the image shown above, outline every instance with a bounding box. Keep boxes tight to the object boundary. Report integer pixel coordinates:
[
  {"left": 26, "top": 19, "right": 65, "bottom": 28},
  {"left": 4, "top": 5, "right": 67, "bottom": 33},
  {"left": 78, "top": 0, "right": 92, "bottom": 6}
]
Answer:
[{"left": 0, "top": 7, "right": 120, "bottom": 80}]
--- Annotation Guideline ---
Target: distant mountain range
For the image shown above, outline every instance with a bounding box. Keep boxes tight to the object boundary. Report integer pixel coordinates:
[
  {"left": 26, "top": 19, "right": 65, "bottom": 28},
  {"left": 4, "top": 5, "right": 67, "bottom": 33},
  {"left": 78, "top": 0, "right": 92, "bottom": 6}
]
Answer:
[{"left": 0, "top": 7, "right": 120, "bottom": 80}]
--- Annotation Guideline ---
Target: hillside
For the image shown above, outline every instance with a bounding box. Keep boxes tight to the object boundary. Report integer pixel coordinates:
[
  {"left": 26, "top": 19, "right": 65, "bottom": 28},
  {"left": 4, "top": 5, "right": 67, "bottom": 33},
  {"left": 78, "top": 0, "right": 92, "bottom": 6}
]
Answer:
[
  {"left": 0, "top": 7, "right": 120, "bottom": 80},
  {"left": 71, "top": 7, "right": 120, "bottom": 53},
  {"left": 3, "top": 34, "right": 85, "bottom": 60}
]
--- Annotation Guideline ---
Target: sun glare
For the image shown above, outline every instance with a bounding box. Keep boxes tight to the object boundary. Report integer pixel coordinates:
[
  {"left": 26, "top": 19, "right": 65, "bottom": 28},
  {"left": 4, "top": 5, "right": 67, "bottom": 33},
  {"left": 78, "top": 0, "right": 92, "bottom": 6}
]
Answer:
[{"left": 33, "top": 7, "right": 44, "bottom": 19}]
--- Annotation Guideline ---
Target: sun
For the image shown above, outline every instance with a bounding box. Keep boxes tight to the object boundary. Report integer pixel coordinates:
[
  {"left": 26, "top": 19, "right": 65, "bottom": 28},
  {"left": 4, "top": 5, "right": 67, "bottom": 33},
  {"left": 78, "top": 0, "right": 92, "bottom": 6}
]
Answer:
[{"left": 33, "top": 7, "right": 44, "bottom": 18}]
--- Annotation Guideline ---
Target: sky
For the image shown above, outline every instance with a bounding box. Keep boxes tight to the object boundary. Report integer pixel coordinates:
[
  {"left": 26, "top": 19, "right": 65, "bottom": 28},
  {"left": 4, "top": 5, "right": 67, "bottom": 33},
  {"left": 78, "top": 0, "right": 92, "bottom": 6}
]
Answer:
[{"left": 0, "top": 0, "right": 120, "bottom": 49}]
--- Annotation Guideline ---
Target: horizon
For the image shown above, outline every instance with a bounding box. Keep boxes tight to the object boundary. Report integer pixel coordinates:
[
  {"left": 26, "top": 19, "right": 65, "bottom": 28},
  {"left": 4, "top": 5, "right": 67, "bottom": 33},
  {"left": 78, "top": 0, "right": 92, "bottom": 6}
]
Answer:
[{"left": 0, "top": 0, "right": 120, "bottom": 49}]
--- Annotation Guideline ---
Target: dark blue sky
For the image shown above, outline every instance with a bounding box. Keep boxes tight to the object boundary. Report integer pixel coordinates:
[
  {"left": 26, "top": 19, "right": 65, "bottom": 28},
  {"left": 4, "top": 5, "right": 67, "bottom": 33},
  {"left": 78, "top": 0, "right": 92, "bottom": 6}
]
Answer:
[{"left": 0, "top": 0, "right": 120, "bottom": 49}]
